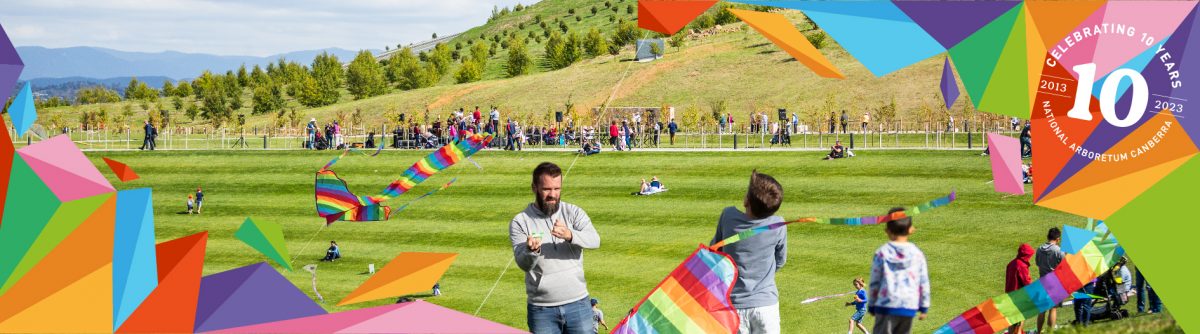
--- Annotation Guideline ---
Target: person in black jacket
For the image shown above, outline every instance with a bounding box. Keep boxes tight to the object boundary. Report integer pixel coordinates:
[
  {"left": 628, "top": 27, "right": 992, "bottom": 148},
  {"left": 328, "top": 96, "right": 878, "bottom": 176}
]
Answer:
[
  {"left": 1020, "top": 121, "right": 1032, "bottom": 157},
  {"left": 140, "top": 120, "right": 154, "bottom": 150}
]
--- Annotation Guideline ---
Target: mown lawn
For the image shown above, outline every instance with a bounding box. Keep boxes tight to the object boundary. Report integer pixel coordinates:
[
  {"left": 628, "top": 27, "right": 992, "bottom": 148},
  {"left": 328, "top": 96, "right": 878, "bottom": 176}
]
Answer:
[{"left": 89, "top": 148, "right": 1176, "bottom": 333}]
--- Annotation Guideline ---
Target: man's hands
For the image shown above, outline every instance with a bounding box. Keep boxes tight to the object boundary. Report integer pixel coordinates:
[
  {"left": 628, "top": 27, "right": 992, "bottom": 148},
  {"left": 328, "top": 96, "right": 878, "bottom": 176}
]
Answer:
[
  {"left": 551, "top": 219, "right": 573, "bottom": 241},
  {"left": 527, "top": 234, "right": 542, "bottom": 252},
  {"left": 918, "top": 313, "right": 927, "bottom": 321}
]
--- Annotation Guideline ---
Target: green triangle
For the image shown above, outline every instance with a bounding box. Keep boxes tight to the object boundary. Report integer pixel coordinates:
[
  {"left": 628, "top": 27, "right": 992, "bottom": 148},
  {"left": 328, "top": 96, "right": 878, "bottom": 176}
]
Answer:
[
  {"left": 979, "top": 3, "right": 1031, "bottom": 118},
  {"left": 234, "top": 218, "right": 292, "bottom": 271},
  {"left": 1106, "top": 155, "right": 1200, "bottom": 333},
  {"left": 0, "top": 192, "right": 113, "bottom": 294},
  {"left": 949, "top": 3, "right": 1023, "bottom": 109},
  {"left": 0, "top": 156, "right": 64, "bottom": 292}
]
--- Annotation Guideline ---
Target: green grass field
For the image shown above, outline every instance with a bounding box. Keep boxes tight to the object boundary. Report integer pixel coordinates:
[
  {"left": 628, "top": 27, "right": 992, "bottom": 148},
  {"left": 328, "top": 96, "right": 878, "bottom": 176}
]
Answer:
[{"left": 87, "top": 148, "right": 1176, "bottom": 333}]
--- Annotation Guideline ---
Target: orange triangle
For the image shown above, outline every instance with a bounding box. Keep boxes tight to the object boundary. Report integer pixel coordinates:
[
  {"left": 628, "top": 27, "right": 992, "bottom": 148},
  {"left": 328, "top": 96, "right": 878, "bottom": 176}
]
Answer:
[
  {"left": 337, "top": 253, "right": 457, "bottom": 306},
  {"left": 102, "top": 157, "right": 139, "bottom": 182},
  {"left": 1026, "top": 0, "right": 1107, "bottom": 50},
  {"left": 728, "top": 9, "right": 845, "bottom": 79},
  {"left": 118, "top": 232, "right": 208, "bottom": 333},
  {"left": 637, "top": 2, "right": 672, "bottom": 35},
  {"left": 1037, "top": 153, "right": 1195, "bottom": 219},
  {"left": 0, "top": 194, "right": 115, "bottom": 324},
  {"left": 0, "top": 264, "right": 113, "bottom": 333},
  {"left": 1031, "top": 62, "right": 1103, "bottom": 201},
  {"left": 1043, "top": 112, "right": 1198, "bottom": 201},
  {"left": 638, "top": 0, "right": 718, "bottom": 35}
]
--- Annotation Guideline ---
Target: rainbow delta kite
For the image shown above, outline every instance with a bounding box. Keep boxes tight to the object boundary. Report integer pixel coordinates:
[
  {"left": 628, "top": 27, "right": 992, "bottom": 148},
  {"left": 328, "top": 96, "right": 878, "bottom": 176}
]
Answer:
[
  {"left": 935, "top": 220, "right": 1123, "bottom": 334},
  {"left": 613, "top": 192, "right": 955, "bottom": 333},
  {"left": 315, "top": 133, "right": 492, "bottom": 223}
]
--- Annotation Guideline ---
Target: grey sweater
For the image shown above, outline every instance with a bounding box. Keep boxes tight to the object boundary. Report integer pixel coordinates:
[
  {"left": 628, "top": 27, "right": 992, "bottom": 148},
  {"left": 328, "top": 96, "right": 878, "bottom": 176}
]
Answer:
[
  {"left": 710, "top": 206, "right": 787, "bottom": 309},
  {"left": 510, "top": 202, "right": 601, "bottom": 306}
]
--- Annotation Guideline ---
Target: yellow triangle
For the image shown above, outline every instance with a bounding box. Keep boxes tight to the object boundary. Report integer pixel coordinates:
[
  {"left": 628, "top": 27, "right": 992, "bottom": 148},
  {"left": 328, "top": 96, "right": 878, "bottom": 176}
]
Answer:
[
  {"left": 1037, "top": 153, "right": 1196, "bottom": 219},
  {"left": 0, "top": 264, "right": 112, "bottom": 333}
]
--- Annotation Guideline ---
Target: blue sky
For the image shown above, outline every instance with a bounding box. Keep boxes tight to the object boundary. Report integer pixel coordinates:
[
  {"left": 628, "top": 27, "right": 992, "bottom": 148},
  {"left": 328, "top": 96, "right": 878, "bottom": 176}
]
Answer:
[{"left": 0, "top": 0, "right": 531, "bottom": 56}]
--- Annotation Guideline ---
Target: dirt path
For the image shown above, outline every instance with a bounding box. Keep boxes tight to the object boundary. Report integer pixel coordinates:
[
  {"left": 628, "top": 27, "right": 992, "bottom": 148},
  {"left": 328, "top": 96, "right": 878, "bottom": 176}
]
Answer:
[{"left": 428, "top": 83, "right": 493, "bottom": 110}]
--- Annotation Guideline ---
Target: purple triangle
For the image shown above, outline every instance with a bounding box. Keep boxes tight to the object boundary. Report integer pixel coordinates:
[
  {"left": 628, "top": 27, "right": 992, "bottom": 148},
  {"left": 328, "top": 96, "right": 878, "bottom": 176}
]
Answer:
[
  {"left": 894, "top": 1, "right": 1022, "bottom": 49},
  {"left": 941, "top": 57, "right": 960, "bottom": 110},
  {"left": 0, "top": 23, "right": 24, "bottom": 105},
  {"left": 1043, "top": 7, "right": 1200, "bottom": 198},
  {"left": 194, "top": 262, "right": 326, "bottom": 332}
]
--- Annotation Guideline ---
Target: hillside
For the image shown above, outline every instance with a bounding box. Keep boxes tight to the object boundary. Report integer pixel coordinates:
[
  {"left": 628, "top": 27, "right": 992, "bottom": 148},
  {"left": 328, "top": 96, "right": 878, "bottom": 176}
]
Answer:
[
  {"left": 16, "top": 46, "right": 371, "bottom": 80},
  {"left": 27, "top": 0, "right": 990, "bottom": 137}
]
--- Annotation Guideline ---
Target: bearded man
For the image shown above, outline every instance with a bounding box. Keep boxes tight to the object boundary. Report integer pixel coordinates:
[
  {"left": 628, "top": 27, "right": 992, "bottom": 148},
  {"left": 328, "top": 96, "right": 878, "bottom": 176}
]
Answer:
[{"left": 509, "top": 162, "right": 601, "bottom": 334}]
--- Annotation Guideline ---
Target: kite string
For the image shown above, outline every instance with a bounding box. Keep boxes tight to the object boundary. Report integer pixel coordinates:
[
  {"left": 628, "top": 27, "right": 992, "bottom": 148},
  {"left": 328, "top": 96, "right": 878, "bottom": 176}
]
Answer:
[
  {"left": 290, "top": 223, "right": 327, "bottom": 267},
  {"left": 474, "top": 257, "right": 514, "bottom": 316}
]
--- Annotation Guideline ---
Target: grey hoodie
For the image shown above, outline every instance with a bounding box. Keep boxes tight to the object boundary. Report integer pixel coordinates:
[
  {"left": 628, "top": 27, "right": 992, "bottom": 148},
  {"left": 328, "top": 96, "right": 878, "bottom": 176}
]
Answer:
[
  {"left": 1035, "top": 242, "right": 1064, "bottom": 277},
  {"left": 710, "top": 206, "right": 787, "bottom": 309},
  {"left": 510, "top": 201, "right": 600, "bottom": 306}
]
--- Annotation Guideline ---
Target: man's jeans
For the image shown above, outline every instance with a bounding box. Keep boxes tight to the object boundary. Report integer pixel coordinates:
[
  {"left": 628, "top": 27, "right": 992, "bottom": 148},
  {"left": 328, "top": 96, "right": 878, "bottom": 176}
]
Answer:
[{"left": 528, "top": 296, "right": 593, "bottom": 334}]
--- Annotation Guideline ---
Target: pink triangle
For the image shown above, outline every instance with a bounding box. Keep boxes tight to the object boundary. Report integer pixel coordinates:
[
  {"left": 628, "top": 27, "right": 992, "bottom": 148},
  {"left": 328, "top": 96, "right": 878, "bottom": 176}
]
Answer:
[
  {"left": 1091, "top": 1, "right": 1197, "bottom": 78},
  {"left": 16, "top": 136, "right": 114, "bottom": 202},
  {"left": 987, "top": 133, "right": 1025, "bottom": 195},
  {"left": 338, "top": 301, "right": 525, "bottom": 333}
]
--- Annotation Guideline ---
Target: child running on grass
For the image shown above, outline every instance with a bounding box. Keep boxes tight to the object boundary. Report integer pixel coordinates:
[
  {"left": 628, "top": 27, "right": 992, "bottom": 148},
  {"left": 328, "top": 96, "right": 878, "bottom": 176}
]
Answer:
[
  {"left": 845, "top": 277, "right": 870, "bottom": 334},
  {"left": 868, "top": 208, "right": 930, "bottom": 334},
  {"left": 710, "top": 170, "right": 786, "bottom": 334},
  {"left": 186, "top": 195, "right": 194, "bottom": 214}
]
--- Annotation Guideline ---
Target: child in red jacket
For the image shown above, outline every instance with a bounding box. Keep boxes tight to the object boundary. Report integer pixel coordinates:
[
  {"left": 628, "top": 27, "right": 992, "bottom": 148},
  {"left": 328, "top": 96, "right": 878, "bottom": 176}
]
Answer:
[{"left": 1006, "top": 243, "right": 1034, "bottom": 334}]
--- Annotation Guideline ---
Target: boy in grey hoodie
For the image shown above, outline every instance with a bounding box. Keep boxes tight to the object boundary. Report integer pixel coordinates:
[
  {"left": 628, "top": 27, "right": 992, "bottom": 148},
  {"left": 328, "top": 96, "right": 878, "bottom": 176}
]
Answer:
[
  {"left": 1035, "top": 227, "right": 1063, "bottom": 333},
  {"left": 868, "top": 208, "right": 930, "bottom": 334},
  {"left": 710, "top": 171, "right": 786, "bottom": 334},
  {"left": 510, "top": 162, "right": 601, "bottom": 334}
]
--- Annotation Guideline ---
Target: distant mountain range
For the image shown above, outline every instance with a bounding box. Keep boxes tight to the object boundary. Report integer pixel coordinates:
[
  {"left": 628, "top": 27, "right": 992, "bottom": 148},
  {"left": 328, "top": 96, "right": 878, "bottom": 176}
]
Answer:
[{"left": 16, "top": 46, "right": 378, "bottom": 82}]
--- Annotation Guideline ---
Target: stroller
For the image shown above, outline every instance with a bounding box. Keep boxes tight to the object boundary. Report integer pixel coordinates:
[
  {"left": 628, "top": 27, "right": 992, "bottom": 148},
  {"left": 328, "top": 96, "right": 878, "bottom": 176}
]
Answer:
[
  {"left": 313, "top": 132, "right": 331, "bottom": 150},
  {"left": 1074, "top": 264, "right": 1130, "bottom": 325}
]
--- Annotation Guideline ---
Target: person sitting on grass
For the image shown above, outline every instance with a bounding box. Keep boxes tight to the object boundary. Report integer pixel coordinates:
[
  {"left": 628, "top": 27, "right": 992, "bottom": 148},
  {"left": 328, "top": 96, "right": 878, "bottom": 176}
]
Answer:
[
  {"left": 845, "top": 277, "right": 870, "bottom": 334},
  {"left": 710, "top": 171, "right": 786, "bottom": 334},
  {"left": 634, "top": 177, "right": 667, "bottom": 195},
  {"left": 580, "top": 140, "right": 601, "bottom": 156},
  {"left": 825, "top": 140, "right": 847, "bottom": 160},
  {"left": 321, "top": 241, "right": 341, "bottom": 262}
]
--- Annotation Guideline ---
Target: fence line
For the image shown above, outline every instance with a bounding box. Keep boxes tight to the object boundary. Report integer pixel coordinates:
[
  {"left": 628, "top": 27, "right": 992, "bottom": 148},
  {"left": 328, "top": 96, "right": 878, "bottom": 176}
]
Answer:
[{"left": 12, "top": 117, "right": 1025, "bottom": 151}]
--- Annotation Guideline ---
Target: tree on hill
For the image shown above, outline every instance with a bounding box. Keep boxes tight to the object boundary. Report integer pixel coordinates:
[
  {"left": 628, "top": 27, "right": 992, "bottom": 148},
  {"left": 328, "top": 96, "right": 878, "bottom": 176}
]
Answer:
[
  {"left": 125, "top": 77, "right": 159, "bottom": 101},
  {"left": 346, "top": 50, "right": 388, "bottom": 99},
  {"left": 174, "top": 80, "right": 193, "bottom": 98},
  {"left": 252, "top": 80, "right": 285, "bottom": 115},
  {"left": 584, "top": 28, "right": 608, "bottom": 58},
  {"left": 386, "top": 47, "right": 425, "bottom": 90},
  {"left": 237, "top": 64, "right": 250, "bottom": 87},
  {"left": 161, "top": 81, "right": 175, "bottom": 97},
  {"left": 309, "top": 52, "right": 344, "bottom": 106},
  {"left": 455, "top": 59, "right": 484, "bottom": 84},
  {"left": 429, "top": 43, "right": 454, "bottom": 76},
  {"left": 506, "top": 36, "right": 532, "bottom": 77}
]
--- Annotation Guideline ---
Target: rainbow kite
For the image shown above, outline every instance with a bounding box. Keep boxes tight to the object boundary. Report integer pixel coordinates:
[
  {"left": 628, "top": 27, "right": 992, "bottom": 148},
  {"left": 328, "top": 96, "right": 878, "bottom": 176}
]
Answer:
[
  {"left": 935, "top": 221, "right": 1123, "bottom": 334},
  {"left": 611, "top": 245, "right": 741, "bottom": 334},
  {"left": 613, "top": 192, "right": 956, "bottom": 333},
  {"left": 315, "top": 133, "right": 492, "bottom": 223}
]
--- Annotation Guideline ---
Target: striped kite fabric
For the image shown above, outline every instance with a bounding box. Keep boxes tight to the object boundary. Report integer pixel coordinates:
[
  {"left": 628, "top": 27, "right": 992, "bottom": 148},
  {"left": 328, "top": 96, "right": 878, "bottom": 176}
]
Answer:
[
  {"left": 935, "top": 222, "right": 1123, "bottom": 334},
  {"left": 611, "top": 245, "right": 740, "bottom": 334},
  {"left": 615, "top": 192, "right": 957, "bottom": 333},
  {"left": 314, "top": 133, "right": 492, "bottom": 222}
]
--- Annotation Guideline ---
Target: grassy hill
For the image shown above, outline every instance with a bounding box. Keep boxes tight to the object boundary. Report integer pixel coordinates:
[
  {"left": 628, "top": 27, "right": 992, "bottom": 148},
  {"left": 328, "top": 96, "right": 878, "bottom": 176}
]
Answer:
[{"left": 28, "top": 0, "right": 993, "bottom": 138}]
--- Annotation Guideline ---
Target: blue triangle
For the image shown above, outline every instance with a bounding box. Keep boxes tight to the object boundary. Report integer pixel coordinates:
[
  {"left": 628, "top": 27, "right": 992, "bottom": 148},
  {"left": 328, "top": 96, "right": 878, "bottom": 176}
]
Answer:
[
  {"left": 7, "top": 82, "right": 35, "bottom": 136},
  {"left": 1062, "top": 225, "right": 1098, "bottom": 254}
]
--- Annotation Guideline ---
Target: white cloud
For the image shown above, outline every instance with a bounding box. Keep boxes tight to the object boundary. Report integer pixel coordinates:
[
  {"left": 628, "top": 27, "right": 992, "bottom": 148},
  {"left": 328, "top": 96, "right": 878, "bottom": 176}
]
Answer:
[{"left": 0, "top": 0, "right": 531, "bottom": 56}]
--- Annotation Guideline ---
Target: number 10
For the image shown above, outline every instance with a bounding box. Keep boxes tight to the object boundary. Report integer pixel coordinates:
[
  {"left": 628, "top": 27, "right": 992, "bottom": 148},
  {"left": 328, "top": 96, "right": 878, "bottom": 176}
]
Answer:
[{"left": 1066, "top": 63, "right": 1148, "bottom": 128}]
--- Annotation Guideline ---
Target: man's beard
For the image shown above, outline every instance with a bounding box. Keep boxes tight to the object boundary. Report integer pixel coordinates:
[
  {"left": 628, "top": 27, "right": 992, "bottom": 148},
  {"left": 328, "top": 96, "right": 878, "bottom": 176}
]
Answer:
[{"left": 536, "top": 196, "right": 560, "bottom": 216}]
